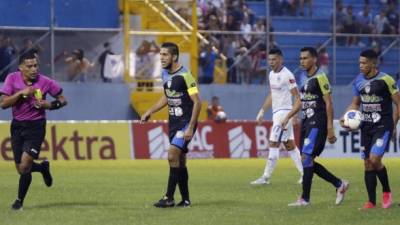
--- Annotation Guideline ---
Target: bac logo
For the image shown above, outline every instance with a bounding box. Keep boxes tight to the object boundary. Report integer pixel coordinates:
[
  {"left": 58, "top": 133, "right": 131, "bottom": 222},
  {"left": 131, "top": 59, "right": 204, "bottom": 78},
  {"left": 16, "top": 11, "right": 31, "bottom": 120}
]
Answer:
[
  {"left": 228, "top": 126, "right": 251, "bottom": 158},
  {"left": 148, "top": 126, "right": 169, "bottom": 159}
]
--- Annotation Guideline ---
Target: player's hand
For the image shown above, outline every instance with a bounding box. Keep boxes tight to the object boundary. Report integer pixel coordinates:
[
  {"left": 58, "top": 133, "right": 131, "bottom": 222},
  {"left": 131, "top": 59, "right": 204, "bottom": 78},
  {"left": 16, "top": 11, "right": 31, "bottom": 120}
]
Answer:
[
  {"left": 281, "top": 117, "right": 289, "bottom": 129},
  {"left": 34, "top": 100, "right": 50, "bottom": 109},
  {"left": 256, "top": 109, "right": 264, "bottom": 125},
  {"left": 327, "top": 127, "right": 337, "bottom": 144},
  {"left": 19, "top": 87, "right": 35, "bottom": 98},
  {"left": 184, "top": 128, "right": 194, "bottom": 141},
  {"left": 140, "top": 111, "right": 151, "bottom": 122}
]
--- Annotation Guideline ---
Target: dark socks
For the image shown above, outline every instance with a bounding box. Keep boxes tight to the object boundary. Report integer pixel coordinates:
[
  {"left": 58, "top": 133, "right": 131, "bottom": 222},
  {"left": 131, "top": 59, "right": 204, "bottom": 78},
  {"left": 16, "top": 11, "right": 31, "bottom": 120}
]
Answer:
[
  {"left": 301, "top": 166, "right": 314, "bottom": 202},
  {"left": 18, "top": 173, "right": 32, "bottom": 204},
  {"left": 31, "top": 162, "right": 43, "bottom": 172},
  {"left": 178, "top": 167, "right": 189, "bottom": 201},
  {"left": 376, "top": 166, "right": 391, "bottom": 193},
  {"left": 166, "top": 167, "right": 179, "bottom": 199},
  {"left": 313, "top": 162, "right": 342, "bottom": 188},
  {"left": 364, "top": 170, "right": 377, "bottom": 204}
]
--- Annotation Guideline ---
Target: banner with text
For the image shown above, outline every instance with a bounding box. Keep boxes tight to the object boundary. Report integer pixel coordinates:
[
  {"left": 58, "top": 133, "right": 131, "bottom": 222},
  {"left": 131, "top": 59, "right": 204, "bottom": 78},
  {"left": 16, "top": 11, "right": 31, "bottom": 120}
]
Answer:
[{"left": 0, "top": 121, "right": 132, "bottom": 161}]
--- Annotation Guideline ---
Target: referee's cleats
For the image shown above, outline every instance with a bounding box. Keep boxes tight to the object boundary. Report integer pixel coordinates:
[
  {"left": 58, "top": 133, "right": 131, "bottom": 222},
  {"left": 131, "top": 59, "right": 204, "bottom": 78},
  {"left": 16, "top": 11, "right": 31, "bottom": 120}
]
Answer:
[
  {"left": 11, "top": 199, "right": 23, "bottom": 211},
  {"left": 176, "top": 200, "right": 191, "bottom": 208},
  {"left": 153, "top": 196, "right": 175, "bottom": 208},
  {"left": 41, "top": 160, "right": 53, "bottom": 187}
]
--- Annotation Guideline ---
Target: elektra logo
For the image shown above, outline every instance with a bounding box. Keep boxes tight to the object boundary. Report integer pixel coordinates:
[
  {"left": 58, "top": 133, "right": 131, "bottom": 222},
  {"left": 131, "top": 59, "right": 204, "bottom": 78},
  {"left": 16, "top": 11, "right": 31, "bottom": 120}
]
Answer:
[
  {"left": 228, "top": 126, "right": 251, "bottom": 158},
  {"left": 148, "top": 126, "right": 169, "bottom": 159}
]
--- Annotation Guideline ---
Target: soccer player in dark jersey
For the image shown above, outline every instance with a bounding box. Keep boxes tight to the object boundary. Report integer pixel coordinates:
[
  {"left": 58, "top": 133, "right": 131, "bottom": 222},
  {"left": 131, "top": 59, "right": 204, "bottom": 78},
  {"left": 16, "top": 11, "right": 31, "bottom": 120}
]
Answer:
[
  {"left": 340, "top": 49, "right": 400, "bottom": 209},
  {"left": 141, "top": 42, "right": 201, "bottom": 208},
  {"left": 282, "top": 47, "right": 349, "bottom": 206},
  {"left": 0, "top": 51, "right": 67, "bottom": 210}
]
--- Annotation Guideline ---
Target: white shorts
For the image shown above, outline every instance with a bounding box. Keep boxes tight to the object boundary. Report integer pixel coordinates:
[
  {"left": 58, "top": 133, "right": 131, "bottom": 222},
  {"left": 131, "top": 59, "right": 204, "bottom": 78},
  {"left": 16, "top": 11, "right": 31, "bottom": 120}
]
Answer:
[{"left": 269, "top": 109, "right": 294, "bottom": 143}]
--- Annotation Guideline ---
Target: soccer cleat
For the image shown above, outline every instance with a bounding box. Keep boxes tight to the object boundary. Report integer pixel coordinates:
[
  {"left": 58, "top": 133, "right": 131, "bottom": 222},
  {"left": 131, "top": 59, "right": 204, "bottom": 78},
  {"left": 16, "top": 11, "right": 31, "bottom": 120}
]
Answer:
[
  {"left": 176, "top": 200, "right": 191, "bottom": 208},
  {"left": 288, "top": 198, "right": 309, "bottom": 207},
  {"left": 11, "top": 199, "right": 23, "bottom": 211},
  {"left": 297, "top": 176, "right": 303, "bottom": 184},
  {"left": 250, "top": 177, "right": 270, "bottom": 185},
  {"left": 153, "top": 196, "right": 175, "bottom": 208},
  {"left": 361, "top": 201, "right": 376, "bottom": 209},
  {"left": 382, "top": 192, "right": 392, "bottom": 209},
  {"left": 41, "top": 160, "right": 53, "bottom": 187},
  {"left": 335, "top": 180, "right": 349, "bottom": 205}
]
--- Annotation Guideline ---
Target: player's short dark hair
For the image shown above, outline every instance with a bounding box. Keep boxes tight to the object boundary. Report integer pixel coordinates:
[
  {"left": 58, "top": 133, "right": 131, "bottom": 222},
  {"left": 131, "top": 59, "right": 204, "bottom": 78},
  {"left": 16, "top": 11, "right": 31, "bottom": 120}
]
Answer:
[
  {"left": 19, "top": 50, "right": 36, "bottom": 65},
  {"left": 300, "top": 46, "right": 318, "bottom": 58},
  {"left": 103, "top": 42, "right": 110, "bottom": 48},
  {"left": 161, "top": 42, "right": 179, "bottom": 61},
  {"left": 269, "top": 48, "right": 283, "bottom": 56},
  {"left": 360, "top": 49, "right": 378, "bottom": 60}
]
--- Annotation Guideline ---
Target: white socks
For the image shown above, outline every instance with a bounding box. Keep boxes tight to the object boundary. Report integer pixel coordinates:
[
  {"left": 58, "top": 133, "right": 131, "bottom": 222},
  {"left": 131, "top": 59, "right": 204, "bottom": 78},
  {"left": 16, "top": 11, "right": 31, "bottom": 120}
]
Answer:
[
  {"left": 263, "top": 147, "right": 280, "bottom": 179},
  {"left": 288, "top": 147, "right": 303, "bottom": 176}
]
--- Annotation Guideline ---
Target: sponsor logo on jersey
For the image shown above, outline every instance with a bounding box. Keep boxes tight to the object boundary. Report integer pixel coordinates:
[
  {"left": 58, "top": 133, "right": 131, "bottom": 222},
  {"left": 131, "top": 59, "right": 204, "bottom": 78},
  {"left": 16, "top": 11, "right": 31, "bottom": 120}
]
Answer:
[{"left": 165, "top": 89, "right": 183, "bottom": 98}]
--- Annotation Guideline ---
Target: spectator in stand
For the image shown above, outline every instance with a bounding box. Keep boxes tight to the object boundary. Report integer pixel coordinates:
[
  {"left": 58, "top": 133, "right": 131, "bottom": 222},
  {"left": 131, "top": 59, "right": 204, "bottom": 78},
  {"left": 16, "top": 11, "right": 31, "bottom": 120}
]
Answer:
[
  {"left": 0, "top": 36, "right": 17, "bottom": 82},
  {"left": 207, "top": 96, "right": 225, "bottom": 121},
  {"left": 19, "top": 38, "right": 42, "bottom": 60},
  {"left": 343, "top": 5, "right": 357, "bottom": 46},
  {"left": 356, "top": 4, "right": 374, "bottom": 47},
  {"left": 299, "top": 0, "right": 313, "bottom": 17},
  {"left": 252, "top": 43, "right": 268, "bottom": 84},
  {"left": 386, "top": 2, "right": 399, "bottom": 34},
  {"left": 374, "top": 9, "right": 391, "bottom": 35},
  {"left": 224, "top": 35, "right": 239, "bottom": 84},
  {"left": 318, "top": 46, "right": 329, "bottom": 75},
  {"left": 332, "top": 1, "right": 347, "bottom": 45},
  {"left": 65, "top": 49, "right": 94, "bottom": 82},
  {"left": 98, "top": 42, "right": 114, "bottom": 83},
  {"left": 237, "top": 47, "right": 252, "bottom": 84},
  {"left": 240, "top": 16, "right": 252, "bottom": 45},
  {"left": 199, "top": 44, "right": 217, "bottom": 84}
]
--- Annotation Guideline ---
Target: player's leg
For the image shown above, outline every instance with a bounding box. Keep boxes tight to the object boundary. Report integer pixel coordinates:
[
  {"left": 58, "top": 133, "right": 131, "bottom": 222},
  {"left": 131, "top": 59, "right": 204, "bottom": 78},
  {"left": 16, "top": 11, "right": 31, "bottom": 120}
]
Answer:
[
  {"left": 283, "top": 120, "right": 303, "bottom": 183},
  {"left": 369, "top": 129, "right": 392, "bottom": 208},
  {"left": 154, "top": 145, "right": 181, "bottom": 208},
  {"left": 176, "top": 152, "right": 191, "bottom": 207},
  {"left": 360, "top": 127, "right": 377, "bottom": 209}
]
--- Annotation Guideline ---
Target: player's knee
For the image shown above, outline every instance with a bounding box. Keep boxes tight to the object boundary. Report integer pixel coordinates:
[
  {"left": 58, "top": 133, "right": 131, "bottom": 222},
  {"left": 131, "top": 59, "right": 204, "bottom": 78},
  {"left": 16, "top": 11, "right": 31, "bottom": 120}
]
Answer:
[
  {"left": 17, "top": 165, "right": 31, "bottom": 175},
  {"left": 268, "top": 149, "right": 280, "bottom": 161},
  {"left": 284, "top": 142, "right": 295, "bottom": 150},
  {"left": 302, "top": 154, "right": 313, "bottom": 167},
  {"left": 269, "top": 141, "right": 279, "bottom": 148}
]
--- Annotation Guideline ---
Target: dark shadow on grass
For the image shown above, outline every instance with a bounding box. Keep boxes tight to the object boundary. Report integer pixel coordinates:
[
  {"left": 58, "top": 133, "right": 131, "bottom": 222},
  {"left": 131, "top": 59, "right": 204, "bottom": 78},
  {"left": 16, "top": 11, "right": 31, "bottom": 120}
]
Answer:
[
  {"left": 28, "top": 201, "right": 112, "bottom": 209},
  {"left": 192, "top": 199, "right": 239, "bottom": 207}
]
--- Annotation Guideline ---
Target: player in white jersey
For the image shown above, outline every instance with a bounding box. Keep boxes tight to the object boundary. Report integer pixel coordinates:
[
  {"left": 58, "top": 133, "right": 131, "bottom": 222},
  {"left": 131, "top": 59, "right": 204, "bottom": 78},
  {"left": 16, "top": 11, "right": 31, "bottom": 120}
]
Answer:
[{"left": 251, "top": 48, "right": 303, "bottom": 185}]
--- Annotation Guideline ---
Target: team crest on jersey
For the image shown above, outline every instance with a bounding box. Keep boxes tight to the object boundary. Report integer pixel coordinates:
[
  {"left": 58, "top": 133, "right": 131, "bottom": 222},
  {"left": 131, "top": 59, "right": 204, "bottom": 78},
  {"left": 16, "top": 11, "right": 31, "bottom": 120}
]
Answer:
[
  {"left": 376, "top": 138, "right": 383, "bottom": 147},
  {"left": 304, "top": 82, "right": 308, "bottom": 91},
  {"left": 323, "top": 84, "right": 329, "bottom": 91},
  {"left": 167, "top": 80, "right": 172, "bottom": 88},
  {"left": 364, "top": 85, "right": 370, "bottom": 94}
]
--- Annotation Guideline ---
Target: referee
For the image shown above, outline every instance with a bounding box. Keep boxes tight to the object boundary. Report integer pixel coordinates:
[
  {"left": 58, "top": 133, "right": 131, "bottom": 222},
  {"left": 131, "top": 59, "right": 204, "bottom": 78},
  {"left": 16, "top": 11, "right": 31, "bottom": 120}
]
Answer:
[{"left": 0, "top": 51, "right": 67, "bottom": 210}]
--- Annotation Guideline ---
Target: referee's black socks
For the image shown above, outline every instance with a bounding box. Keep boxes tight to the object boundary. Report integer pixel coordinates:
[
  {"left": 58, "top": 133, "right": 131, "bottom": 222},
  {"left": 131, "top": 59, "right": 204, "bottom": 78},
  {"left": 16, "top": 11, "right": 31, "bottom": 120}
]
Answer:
[
  {"left": 376, "top": 166, "right": 391, "bottom": 193},
  {"left": 178, "top": 167, "right": 189, "bottom": 201},
  {"left": 364, "top": 170, "right": 377, "bottom": 204},
  {"left": 166, "top": 167, "right": 179, "bottom": 200},
  {"left": 18, "top": 173, "right": 32, "bottom": 204}
]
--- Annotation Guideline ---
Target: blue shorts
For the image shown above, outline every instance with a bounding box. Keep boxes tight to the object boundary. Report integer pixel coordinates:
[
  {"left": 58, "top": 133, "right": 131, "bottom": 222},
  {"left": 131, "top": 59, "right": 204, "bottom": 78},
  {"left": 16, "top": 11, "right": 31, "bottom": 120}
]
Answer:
[
  {"left": 300, "top": 125, "right": 327, "bottom": 157},
  {"left": 169, "top": 123, "right": 197, "bottom": 153},
  {"left": 360, "top": 125, "right": 392, "bottom": 159}
]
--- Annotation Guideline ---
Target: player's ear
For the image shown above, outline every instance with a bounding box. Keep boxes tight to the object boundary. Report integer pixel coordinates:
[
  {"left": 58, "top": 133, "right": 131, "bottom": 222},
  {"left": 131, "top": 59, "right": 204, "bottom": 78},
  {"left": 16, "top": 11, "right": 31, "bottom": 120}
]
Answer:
[{"left": 173, "top": 55, "right": 177, "bottom": 62}]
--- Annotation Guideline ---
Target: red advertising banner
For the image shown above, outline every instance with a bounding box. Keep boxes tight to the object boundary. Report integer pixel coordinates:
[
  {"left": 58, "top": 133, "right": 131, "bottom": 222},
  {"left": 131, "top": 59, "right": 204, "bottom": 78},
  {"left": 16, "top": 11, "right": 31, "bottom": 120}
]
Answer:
[{"left": 131, "top": 121, "right": 300, "bottom": 159}]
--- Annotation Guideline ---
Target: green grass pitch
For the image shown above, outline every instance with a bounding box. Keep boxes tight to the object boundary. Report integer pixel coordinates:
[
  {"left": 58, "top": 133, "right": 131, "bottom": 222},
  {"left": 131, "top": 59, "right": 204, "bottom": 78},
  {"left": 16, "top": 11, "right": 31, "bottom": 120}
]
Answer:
[{"left": 1, "top": 158, "right": 400, "bottom": 225}]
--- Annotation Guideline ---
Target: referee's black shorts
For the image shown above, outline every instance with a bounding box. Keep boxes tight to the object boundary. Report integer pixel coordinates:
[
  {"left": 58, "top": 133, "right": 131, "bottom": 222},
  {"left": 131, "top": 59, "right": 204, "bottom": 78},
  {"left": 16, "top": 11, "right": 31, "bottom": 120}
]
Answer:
[{"left": 11, "top": 119, "right": 46, "bottom": 164}]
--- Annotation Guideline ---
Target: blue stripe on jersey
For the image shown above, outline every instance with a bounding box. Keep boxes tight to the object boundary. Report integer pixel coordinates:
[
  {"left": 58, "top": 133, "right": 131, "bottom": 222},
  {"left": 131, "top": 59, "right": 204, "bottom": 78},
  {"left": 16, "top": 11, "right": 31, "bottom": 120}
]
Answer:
[
  {"left": 171, "top": 123, "right": 190, "bottom": 149},
  {"left": 302, "top": 128, "right": 319, "bottom": 155},
  {"left": 371, "top": 131, "right": 390, "bottom": 157},
  {"left": 352, "top": 72, "right": 386, "bottom": 96}
]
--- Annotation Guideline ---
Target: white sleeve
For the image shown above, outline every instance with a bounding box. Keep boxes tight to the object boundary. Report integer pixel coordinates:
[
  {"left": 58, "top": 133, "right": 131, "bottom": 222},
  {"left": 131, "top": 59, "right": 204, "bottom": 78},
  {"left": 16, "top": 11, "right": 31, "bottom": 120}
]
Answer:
[{"left": 286, "top": 70, "right": 297, "bottom": 90}]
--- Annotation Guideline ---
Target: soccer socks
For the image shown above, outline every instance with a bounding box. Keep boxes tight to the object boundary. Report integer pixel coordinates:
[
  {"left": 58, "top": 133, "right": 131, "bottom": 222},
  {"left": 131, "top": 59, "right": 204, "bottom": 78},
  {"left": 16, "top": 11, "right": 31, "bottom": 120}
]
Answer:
[
  {"left": 365, "top": 170, "right": 377, "bottom": 204},
  {"left": 178, "top": 167, "right": 190, "bottom": 201},
  {"left": 301, "top": 166, "right": 314, "bottom": 202},
  {"left": 31, "top": 162, "right": 43, "bottom": 172},
  {"left": 18, "top": 173, "right": 32, "bottom": 204},
  {"left": 263, "top": 148, "right": 280, "bottom": 178},
  {"left": 288, "top": 148, "right": 303, "bottom": 176},
  {"left": 166, "top": 167, "right": 179, "bottom": 199},
  {"left": 376, "top": 166, "right": 391, "bottom": 193},
  {"left": 313, "top": 162, "right": 341, "bottom": 188}
]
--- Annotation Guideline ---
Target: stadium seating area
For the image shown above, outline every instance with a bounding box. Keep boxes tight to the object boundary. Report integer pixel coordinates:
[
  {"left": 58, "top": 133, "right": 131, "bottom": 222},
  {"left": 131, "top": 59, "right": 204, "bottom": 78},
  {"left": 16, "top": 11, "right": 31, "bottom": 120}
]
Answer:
[{"left": 247, "top": 0, "right": 399, "bottom": 84}]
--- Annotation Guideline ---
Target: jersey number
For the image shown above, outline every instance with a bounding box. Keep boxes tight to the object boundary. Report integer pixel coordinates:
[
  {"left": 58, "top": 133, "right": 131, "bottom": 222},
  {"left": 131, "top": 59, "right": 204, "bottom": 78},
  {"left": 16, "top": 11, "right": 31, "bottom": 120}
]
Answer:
[{"left": 169, "top": 107, "right": 183, "bottom": 116}]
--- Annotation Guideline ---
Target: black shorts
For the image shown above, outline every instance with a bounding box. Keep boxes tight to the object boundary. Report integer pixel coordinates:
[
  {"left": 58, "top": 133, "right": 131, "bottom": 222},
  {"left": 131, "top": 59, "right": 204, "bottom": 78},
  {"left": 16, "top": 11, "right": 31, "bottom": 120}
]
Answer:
[
  {"left": 11, "top": 119, "right": 46, "bottom": 164},
  {"left": 168, "top": 122, "right": 197, "bottom": 153},
  {"left": 299, "top": 125, "right": 327, "bottom": 157},
  {"left": 360, "top": 124, "right": 392, "bottom": 159}
]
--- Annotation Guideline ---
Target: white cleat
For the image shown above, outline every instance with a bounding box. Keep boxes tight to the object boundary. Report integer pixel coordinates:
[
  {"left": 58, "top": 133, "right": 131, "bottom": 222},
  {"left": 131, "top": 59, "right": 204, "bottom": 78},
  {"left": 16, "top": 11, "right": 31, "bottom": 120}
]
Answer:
[
  {"left": 250, "top": 177, "right": 270, "bottom": 185},
  {"left": 297, "top": 176, "right": 303, "bottom": 184},
  {"left": 288, "top": 198, "right": 310, "bottom": 207},
  {"left": 335, "top": 180, "right": 350, "bottom": 205}
]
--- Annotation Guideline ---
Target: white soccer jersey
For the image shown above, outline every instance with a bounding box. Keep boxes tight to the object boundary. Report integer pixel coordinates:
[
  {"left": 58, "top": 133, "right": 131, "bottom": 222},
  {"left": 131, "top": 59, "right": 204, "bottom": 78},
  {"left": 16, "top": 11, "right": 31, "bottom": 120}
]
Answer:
[{"left": 269, "top": 66, "right": 297, "bottom": 113}]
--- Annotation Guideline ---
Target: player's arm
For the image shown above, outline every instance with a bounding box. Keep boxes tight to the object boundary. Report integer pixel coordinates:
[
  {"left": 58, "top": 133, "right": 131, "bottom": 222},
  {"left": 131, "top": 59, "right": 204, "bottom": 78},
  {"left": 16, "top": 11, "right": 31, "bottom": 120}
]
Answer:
[
  {"left": 256, "top": 90, "right": 272, "bottom": 124},
  {"left": 36, "top": 94, "right": 68, "bottom": 110},
  {"left": 0, "top": 87, "right": 35, "bottom": 109},
  {"left": 322, "top": 93, "right": 337, "bottom": 143},
  {"left": 141, "top": 95, "right": 167, "bottom": 122},
  {"left": 185, "top": 93, "right": 202, "bottom": 140},
  {"left": 391, "top": 93, "right": 400, "bottom": 139},
  {"left": 281, "top": 88, "right": 301, "bottom": 129}
]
